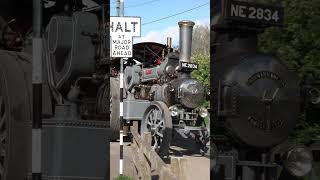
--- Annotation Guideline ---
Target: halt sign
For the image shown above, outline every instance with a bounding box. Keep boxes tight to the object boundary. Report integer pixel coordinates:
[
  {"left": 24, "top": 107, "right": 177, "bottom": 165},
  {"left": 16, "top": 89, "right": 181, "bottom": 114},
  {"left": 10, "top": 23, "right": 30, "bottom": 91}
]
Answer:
[{"left": 110, "top": 17, "right": 141, "bottom": 58}]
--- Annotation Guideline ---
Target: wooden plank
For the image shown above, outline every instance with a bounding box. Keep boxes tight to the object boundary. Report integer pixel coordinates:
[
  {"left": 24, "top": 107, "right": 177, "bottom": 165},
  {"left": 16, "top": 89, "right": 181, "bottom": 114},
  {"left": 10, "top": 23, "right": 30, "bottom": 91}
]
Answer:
[
  {"left": 131, "top": 145, "right": 143, "bottom": 179},
  {"left": 144, "top": 132, "right": 152, "bottom": 146},
  {"left": 131, "top": 126, "right": 151, "bottom": 180},
  {"left": 143, "top": 132, "right": 152, "bottom": 179},
  {"left": 171, "top": 157, "right": 187, "bottom": 180},
  {"left": 139, "top": 146, "right": 151, "bottom": 180},
  {"left": 143, "top": 132, "right": 152, "bottom": 167},
  {"left": 131, "top": 131, "right": 166, "bottom": 163},
  {"left": 159, "top": 167, "right": 179, "bottom": 180},
  {"left": 130, "top": 125, "right": 183, "bottom": 180},
  {"left": 133, "top": 121, "right": 139, "bottom": 132},
  {"left": 123, "top": 125, "right": 129, "bottom": 136},
  {"left": 131, "top": 125, "right": 143, "bottom": 179},
  {"left": 131, "top": 130, "right": 169, "bottom": 177}
]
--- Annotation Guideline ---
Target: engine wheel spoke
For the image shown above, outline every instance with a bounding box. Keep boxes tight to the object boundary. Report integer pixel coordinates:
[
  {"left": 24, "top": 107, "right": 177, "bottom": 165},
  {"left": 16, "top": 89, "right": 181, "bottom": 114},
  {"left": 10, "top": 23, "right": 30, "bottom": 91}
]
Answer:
[
  {"left": 156, "top": 131, "right": 163, "bottom": 138},
  {"left": 155, "top": 120, "right": 164, "bottom": 128},
  {"left": 142, "top": 102, "right": 172, "bottom": 157},
  {"left": 153, "top": 136, "right": 158, "bottom": 151}
]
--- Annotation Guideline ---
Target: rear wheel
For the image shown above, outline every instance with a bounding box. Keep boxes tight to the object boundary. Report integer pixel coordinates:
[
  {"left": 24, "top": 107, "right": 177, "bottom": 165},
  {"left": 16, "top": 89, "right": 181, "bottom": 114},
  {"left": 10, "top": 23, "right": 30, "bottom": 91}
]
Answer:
[{"left": 141, "top": 101, "right": 172, "bottom": 157}]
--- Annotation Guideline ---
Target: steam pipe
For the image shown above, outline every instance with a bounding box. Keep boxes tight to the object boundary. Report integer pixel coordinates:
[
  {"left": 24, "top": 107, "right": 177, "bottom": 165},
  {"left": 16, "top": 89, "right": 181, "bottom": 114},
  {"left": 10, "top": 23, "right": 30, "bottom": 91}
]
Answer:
[
  {"left": 178, "top": 20, "right": 195, "bottom": 63},
  {"left": 167, "top": 37, "right": 172, "bottom": 49}
]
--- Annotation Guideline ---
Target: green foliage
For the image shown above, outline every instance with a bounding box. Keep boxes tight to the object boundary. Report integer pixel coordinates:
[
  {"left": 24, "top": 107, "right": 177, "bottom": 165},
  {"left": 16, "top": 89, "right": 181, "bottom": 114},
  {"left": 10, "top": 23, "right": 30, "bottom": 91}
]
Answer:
[
  {"left": 258, "top": 0, "right": 320, "bottom": 135},
  {"left": 114, "top": 175, "right": 134, "bottom": 180},
  {"left": 190, "top": 25, "right": 210, "bottom": 125},
  {"left": 258, "top": 0, "right": 320, "bottom": 81},
  {"left": 192, "top": 53, "right": 210, "bottom": 90},
  {"left": 258, "top": 3, "right": 320, "bottom": 177},
  {"left": 191, "top": 23, "right": 210, "bottom": 95},
  {"left": 191, "top": 52, "right": 210, "bottom": 108},
  {"left": 289, "top": 115, "right": 320, "bottom": 144}
]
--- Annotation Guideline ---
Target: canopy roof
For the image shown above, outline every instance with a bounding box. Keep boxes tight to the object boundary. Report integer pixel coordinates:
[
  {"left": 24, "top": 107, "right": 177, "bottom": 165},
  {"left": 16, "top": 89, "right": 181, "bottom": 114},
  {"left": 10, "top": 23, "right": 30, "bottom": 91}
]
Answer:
[{"left": 112, "top": 42, "right": 171, "bottom": 67}]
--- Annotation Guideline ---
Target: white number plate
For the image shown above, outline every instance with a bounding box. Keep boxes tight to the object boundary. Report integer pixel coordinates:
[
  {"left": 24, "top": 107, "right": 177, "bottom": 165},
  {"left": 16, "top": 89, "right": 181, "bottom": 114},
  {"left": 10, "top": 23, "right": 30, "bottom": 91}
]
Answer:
[
  {"left": 181, "top": 62, "right": 198, "bottom": 70},
  {"left": 225, "top": 0, "right": 284, "bottom": 25}
]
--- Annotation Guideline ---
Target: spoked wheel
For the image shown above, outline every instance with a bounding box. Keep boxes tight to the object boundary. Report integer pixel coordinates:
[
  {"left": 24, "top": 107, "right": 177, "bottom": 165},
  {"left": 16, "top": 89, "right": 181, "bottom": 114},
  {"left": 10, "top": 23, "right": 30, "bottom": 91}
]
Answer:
[
  {"left": 141, "top": 101, "right": 172, "bottom": 157},
  {"left": 96, "top": 77, "right": 119, "bottom": 141},
  {"left": 0, "top": 95, "right": 8, "bottom": 179}
]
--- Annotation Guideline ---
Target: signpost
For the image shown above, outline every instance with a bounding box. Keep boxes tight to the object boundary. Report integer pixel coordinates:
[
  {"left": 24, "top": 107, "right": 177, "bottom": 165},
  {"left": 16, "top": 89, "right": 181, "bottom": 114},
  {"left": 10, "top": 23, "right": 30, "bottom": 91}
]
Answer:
[
  {"left": 110, "top": 2, "right": 141, "bottom": 174},
  {"left": 110, "top": 17, "right": 141, "bottom": 58}
]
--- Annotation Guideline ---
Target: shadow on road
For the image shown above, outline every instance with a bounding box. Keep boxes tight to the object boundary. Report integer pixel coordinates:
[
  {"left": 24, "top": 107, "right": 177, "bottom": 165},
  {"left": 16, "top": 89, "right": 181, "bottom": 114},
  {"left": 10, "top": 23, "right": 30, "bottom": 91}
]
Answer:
[{"left": 168, "top": 130, "right": 210, "bottom": 159}]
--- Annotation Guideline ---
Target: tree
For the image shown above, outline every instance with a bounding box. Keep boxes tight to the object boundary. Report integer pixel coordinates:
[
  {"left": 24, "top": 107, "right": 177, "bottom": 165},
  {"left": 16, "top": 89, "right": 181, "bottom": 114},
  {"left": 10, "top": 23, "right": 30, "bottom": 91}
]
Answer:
[
  {"left": 191, "top": 24, "right": 210, "bottom": 107},
  {"left": 258, "top": 0, "right": 320, "bottom": 81},
  {"left": 258, "top": 0, "right": 320, "bottom": 145},
  {"left": 192, "top": 53, "right": 210, "bottom": 89},
  {"left": 192, "top": 24, "right": 210, "bottom": 55}
]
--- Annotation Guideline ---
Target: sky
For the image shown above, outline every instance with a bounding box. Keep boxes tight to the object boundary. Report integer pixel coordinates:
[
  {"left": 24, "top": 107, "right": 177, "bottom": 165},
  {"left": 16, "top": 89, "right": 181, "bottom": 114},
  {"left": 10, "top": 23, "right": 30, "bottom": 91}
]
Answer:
[{"left": 109, "top": 0, "right": 210, "bottom": 45}]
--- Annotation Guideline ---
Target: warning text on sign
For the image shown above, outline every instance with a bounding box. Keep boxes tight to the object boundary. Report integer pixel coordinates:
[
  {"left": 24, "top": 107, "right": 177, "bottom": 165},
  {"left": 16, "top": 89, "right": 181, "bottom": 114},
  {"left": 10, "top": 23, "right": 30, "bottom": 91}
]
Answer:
[{"left": 111, "top": 35, "right": 133, "bottom": 57}]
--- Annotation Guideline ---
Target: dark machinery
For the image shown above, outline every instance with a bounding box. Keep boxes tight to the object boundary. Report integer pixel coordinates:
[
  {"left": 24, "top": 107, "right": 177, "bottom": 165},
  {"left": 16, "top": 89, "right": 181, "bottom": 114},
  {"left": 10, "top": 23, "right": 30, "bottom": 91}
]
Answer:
[
  {"left": 211, "top": 1, "right": 318, "bottom": 180},
  {"left": 0, "top": 1, "right": 111, "bottom": 179},
  {"left": 110, "top": 21, "right": 210, "bottom": 156}
]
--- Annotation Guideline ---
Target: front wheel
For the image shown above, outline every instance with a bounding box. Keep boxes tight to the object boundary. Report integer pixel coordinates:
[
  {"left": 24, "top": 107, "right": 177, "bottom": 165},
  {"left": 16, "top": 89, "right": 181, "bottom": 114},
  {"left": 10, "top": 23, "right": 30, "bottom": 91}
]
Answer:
[{"left": 141, "top": 101, "right": 172, "bottom": 157}]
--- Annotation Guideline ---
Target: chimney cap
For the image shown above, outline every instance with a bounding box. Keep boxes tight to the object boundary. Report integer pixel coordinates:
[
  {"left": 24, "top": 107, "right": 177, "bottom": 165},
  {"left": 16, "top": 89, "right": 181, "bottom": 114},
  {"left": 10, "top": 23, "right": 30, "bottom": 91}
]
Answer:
[{"left": 178, "top": 20, "right": 195, "bottom": 27}]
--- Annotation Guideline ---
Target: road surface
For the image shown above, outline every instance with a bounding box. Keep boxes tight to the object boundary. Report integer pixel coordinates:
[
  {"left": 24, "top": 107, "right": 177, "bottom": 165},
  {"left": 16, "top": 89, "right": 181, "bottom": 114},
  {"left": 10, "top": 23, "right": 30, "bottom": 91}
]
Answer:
[{"left": 110, "top": 141, "right": 136, "bottom": 180}]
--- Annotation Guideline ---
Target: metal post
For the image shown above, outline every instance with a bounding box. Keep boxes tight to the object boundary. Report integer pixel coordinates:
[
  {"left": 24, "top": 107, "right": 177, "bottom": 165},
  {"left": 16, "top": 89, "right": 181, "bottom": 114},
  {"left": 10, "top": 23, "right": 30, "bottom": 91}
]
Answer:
[
  {"left": 116, "top": 0, "right": 120, "bottom": 17},
  {"left": 32, "top": 0, "right": 43, "bottom": 179},
  {"left": 120, "top": 0, "right": 124, "bottom": 16},
  {"left": 118, "top": 0, "right": 125, "bottom": 176}
]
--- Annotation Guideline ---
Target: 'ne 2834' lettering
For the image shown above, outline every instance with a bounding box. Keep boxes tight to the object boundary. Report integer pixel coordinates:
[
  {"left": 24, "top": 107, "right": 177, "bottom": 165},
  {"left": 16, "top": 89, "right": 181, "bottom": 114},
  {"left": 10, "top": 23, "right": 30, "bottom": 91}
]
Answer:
[{"left": 230, "top": 4, "right": 279, "bottom": 22}]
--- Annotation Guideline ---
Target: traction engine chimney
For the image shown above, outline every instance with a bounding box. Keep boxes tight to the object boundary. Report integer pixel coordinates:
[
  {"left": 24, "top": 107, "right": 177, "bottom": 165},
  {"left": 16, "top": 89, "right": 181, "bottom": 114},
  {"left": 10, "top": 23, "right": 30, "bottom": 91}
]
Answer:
[{"left": 178, "top": 20, "right": 195, "bottom": 63}]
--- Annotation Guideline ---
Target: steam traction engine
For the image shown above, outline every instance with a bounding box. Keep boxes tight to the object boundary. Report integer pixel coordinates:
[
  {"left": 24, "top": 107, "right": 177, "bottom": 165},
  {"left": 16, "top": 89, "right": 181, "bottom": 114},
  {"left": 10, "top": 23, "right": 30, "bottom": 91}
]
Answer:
[
  {"left": 110, "top": 20, "right": 209, "bottom": 156},
  {"left": 211, "top": 1, "right": 319, "bottom": 180},
  {"left": 0, "top": 1, "right": 111, "bottom": 179}
]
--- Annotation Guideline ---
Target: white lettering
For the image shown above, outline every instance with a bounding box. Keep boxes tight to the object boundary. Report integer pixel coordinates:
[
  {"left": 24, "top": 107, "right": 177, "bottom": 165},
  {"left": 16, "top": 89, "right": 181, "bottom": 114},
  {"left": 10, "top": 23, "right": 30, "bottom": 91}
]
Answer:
[
  {"left": 239, "top": 5, "right": 246, "bottom": 18},
  {"left": 231, "top": 4, "right": 238, "bottom": 17}
]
